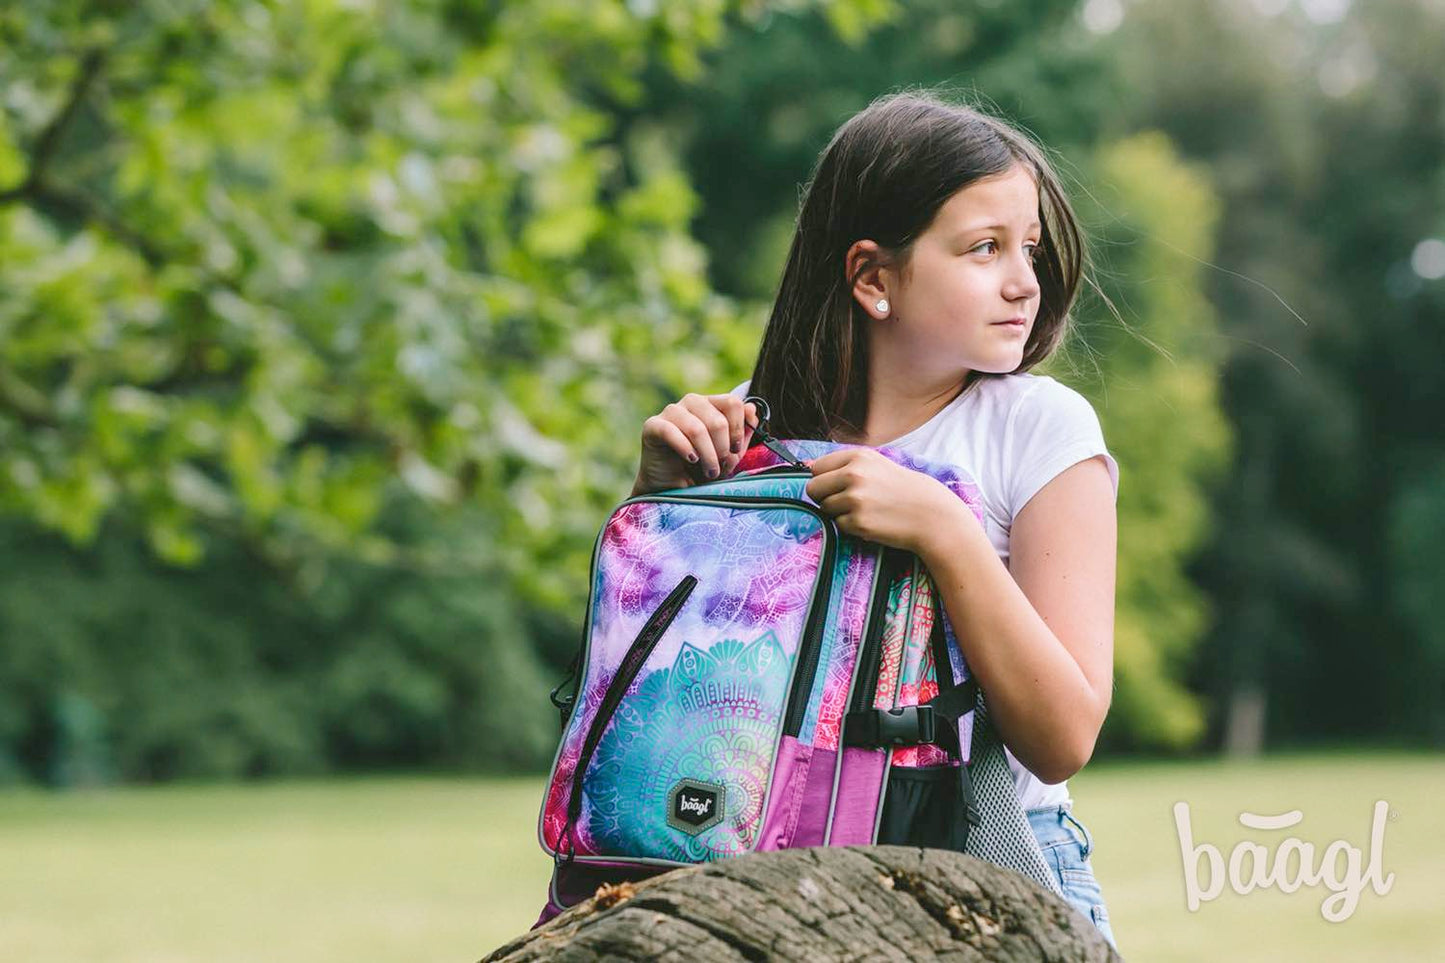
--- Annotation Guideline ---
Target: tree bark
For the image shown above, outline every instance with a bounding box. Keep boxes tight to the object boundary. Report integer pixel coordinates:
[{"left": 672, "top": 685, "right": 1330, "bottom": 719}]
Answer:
[{"left": 483, "top": 845, "right": 1122, "bottom": 962}]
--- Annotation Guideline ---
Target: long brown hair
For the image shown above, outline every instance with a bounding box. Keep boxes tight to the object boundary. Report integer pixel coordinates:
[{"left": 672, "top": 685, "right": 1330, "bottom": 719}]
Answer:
[{"left": 748, "top": 90, "right": 1086, "bottom": 441}]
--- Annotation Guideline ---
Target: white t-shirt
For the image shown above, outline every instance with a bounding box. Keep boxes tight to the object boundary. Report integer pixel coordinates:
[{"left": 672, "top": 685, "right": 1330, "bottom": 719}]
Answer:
[{"left": 730, "top": 373, "right": 1120, "bottom": 810}]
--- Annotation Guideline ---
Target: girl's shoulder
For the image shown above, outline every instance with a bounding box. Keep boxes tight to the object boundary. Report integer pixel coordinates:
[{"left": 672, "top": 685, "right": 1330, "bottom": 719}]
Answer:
[
  {"left": 978, "top": 373, "right": 1118, "bottom": 510},
  {"left": 957, "top": 372, "right": 1104, "bottom": 440}
]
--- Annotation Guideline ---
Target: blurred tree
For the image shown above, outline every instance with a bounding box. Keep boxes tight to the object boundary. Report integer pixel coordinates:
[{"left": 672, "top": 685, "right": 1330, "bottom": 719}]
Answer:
[
  {"left": 0, "top": 0, "right": 774, "bottom": 605},
  {"left": 1047, "top": 132, "right": 1232, "bottom": 751},
  {"left": 1109, "top": 0, "right": 1445, "bottom": 751},
  {"left": 1389, "top": 453, "right": 1445, "bottom": 745},
  {"left": 0, "top": 0, "right": 895, "bottom": 782},
  {"left": 10, "top": 0, "right": 1435, "bottom": 779},
  {"left": 0, "top": 509, "right": 556, "bottom": 781},
  {"left": 647, "top": 0, "right": 1122, "bottom": 300}
]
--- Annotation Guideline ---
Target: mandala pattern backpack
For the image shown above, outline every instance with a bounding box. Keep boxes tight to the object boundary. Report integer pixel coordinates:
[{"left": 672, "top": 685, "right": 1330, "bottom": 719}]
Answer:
[{"left": 533, "top": 398, "right": 990, "bottom": 923}]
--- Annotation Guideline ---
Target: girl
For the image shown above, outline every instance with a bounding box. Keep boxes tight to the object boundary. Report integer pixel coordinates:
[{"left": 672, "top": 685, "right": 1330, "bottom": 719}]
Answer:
[{"left": 631, "top": 91, "right": 1120, "bottom": 950}]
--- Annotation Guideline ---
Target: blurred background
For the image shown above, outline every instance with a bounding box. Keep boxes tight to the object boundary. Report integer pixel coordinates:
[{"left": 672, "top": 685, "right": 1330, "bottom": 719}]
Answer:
[{"left": 1, "top": 0, "right": 1442, "bottom": 960}]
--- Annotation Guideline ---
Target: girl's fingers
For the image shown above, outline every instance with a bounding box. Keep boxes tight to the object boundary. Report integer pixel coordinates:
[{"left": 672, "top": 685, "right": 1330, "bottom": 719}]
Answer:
[
  {"left": 679, "top": 394, "right": 731, "bottom": 478},
  {"left": 804, "top": 468, "right": 850, "bottom": 504},
  {"left": 716, "top": 395, "right": 754, "bottom": 456},
  {"left": 666, "top": 398, "right": 723, "bottom": 478},
  {"left": 648, "top": 393, "right": 758, "bottom": 484},
  {"left": 643, "top": 415, "right": 700, "bottom": 468}
]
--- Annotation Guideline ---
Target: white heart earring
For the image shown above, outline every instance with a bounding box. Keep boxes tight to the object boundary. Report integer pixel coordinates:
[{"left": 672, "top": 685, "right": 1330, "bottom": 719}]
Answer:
[{"left": 875, "top": 298, "right": 890, "bottom": 316}]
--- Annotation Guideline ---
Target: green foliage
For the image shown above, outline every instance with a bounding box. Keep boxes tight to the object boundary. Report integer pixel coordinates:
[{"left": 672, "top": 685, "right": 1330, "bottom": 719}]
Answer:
[
  {"left": 1387, "top": 453, "right": 1445, "bottom": 744},
  {"left": 0, "top": 0, "right": 870, "bottom": 609},
  {"left": 6, "top": 0, "right": 1439, "bottom": 780},
  {"left": 0, "top": 0, "right": 897, "bottom": 782},
  {"left": 659, "top": 0, "right": 1108, "bottom": 300},
  {"left": 0, "top": 506, "right": 562, "bottom": 783},
  {"left": 1108, "top": 0, "right": 1445, "bottom": 748},
  {"left": 1046, "top": 132, "right": 1233, "bottom": 750}
]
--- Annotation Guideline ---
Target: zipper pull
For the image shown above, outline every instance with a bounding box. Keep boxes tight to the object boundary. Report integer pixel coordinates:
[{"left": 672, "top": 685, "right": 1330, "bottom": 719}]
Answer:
[
  {"left": 553, "top": 821, "right": 577, "bottom": 869},
  {"left": 743, "top": 395, "right": 808, "bottom": 470}
]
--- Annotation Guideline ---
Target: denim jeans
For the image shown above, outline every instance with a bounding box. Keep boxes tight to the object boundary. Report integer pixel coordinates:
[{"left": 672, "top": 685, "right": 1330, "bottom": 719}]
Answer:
[{"left": 1026, "top": 803, "right": 1119, "bottom": 953}]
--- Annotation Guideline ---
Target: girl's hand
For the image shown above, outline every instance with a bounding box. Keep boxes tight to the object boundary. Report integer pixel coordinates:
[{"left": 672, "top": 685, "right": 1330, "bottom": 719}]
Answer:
[
  {"left": 803, "top": 448, "right": 964, "bottom": 553},
  {"left": 632, "top": 393, "right": 758, "bottom": 496}
]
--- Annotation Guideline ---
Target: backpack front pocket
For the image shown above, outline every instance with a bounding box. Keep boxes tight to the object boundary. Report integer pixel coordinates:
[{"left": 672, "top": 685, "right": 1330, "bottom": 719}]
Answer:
[
  {"left": 540, "top": 495, "right": 833, "bottom": 865},
  {"left": 559, "top": 572, "right": 699, "bottom": 853}
]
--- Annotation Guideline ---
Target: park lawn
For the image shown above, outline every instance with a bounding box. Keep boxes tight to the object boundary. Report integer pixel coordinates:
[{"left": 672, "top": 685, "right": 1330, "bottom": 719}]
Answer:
[
  {"left": 1067, "top": 748, "right": 1443, "bottom": 961},
  {"left": 0, "top": 751, "right": 1440, "bottom": 962}
]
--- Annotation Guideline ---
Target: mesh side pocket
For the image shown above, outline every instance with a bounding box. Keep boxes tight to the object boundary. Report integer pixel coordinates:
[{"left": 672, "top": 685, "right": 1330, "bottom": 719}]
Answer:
[{"left": 877, "top": 763, "right": 966, "bottom": 850}]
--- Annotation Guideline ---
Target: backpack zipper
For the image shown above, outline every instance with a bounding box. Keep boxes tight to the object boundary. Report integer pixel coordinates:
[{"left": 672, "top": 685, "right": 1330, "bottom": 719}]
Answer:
[
  {"left": 564, "top": 572, "right": 699, "bottom": 835},
  {"left": 740, "top": 395, "right": 809, "bottom": 470}
]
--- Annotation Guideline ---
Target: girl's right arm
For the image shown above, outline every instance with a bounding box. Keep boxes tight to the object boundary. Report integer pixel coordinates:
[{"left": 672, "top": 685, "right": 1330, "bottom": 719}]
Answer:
[{"left": 632, "top": 393, "right": 758, "bottom": 497}]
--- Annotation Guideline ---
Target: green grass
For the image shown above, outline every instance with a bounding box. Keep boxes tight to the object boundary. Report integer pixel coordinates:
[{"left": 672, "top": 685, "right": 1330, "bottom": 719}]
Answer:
[
  {"left": 1, "top": 752, "right": 1441, "bottom": 961},
  {"left": 1076, "top": 749, "right": 1445, "bottom": 960}
]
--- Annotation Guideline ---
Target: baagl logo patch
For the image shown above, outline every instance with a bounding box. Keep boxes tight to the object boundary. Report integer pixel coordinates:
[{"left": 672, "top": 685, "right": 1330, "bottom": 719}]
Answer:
[{"left": 668, "top": 779, "right": 725, "bottom": 835}]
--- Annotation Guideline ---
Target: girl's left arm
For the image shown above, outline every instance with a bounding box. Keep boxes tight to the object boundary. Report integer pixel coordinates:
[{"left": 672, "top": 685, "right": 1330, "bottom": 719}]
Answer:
[{"left": 916, "top": 456, "right": 1116, "bottom": 785}]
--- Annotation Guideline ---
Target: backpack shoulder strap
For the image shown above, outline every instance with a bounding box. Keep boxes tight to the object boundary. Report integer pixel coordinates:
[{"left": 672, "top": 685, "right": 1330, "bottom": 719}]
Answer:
[{"left": 925, "top": 611, "right": 981, "bottom": 833}]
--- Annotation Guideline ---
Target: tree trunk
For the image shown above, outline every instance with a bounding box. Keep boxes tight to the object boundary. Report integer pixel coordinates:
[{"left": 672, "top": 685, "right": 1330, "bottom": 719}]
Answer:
[
  {"left": 1224, "top": 681, "right": 1266, "bottom": 758},
  {"left": 482, "top": 845, "right": 1122, "bottom": 961}
]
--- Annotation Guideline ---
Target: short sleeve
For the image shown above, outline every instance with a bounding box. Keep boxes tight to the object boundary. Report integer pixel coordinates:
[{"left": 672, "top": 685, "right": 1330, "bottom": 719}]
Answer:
[{"left": 1005, "top": 377, "right": 1120, "bottom": 517}]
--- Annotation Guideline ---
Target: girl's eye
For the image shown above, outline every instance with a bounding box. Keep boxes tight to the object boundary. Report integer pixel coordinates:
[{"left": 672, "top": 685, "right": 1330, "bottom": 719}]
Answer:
[{"left": 970, "top": 240, "right": 1043, "bottom": 261}]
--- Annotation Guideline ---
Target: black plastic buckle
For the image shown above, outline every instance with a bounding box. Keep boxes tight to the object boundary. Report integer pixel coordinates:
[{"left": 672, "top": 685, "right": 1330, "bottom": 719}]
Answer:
[
  {"left": 844, "top": 705, "right": 936, "bottom": 748},
  {"left": 549, "top": 652, "right": 581, "bottom": 726}
]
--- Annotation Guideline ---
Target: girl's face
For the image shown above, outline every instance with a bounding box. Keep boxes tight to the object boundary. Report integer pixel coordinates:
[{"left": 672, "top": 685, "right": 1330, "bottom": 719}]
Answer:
[{"left": 883, "top": 163, "right": 1043, "bottom": 376}]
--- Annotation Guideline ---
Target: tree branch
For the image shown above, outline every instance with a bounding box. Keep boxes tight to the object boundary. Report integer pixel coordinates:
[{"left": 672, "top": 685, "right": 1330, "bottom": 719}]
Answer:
[
  {"left": 0, "top": 47, "right": 107, "bottom": 204},
  {"left": 26, "top": 181, "right": 167, "bottom": 267}
]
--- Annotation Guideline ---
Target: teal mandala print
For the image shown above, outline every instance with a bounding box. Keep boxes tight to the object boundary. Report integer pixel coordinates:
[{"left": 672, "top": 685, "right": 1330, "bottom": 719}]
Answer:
[{"left": 585, "top": 629, "right": 791, "bottom": 862}]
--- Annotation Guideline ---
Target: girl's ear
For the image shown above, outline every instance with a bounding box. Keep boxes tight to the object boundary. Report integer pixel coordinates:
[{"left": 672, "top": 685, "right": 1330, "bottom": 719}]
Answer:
[{"left": 845, "top": 239, "right": 894, "bottom": 320}]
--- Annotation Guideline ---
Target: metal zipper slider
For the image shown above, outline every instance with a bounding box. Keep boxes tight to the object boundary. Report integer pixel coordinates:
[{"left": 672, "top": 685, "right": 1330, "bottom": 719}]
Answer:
[{"left": 743, "top": 395, "right": 809, "bottom": 470}]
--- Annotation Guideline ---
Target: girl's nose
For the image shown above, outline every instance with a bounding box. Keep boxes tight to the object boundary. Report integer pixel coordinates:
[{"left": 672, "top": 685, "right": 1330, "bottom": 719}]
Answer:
[{"left": 1004, "top": 252, "right": 1041, "bottom": 301}]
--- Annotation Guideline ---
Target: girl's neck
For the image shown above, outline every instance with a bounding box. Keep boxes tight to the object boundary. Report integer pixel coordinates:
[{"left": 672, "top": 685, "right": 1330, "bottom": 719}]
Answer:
[{"left": 834, "top": 371, "right": 977, "bottom": 447}]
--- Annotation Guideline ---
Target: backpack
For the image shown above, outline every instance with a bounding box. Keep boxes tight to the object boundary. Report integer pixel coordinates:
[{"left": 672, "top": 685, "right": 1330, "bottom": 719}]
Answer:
[{"left": 532, "top": 397, "right": 1054, "bottom": 924}]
